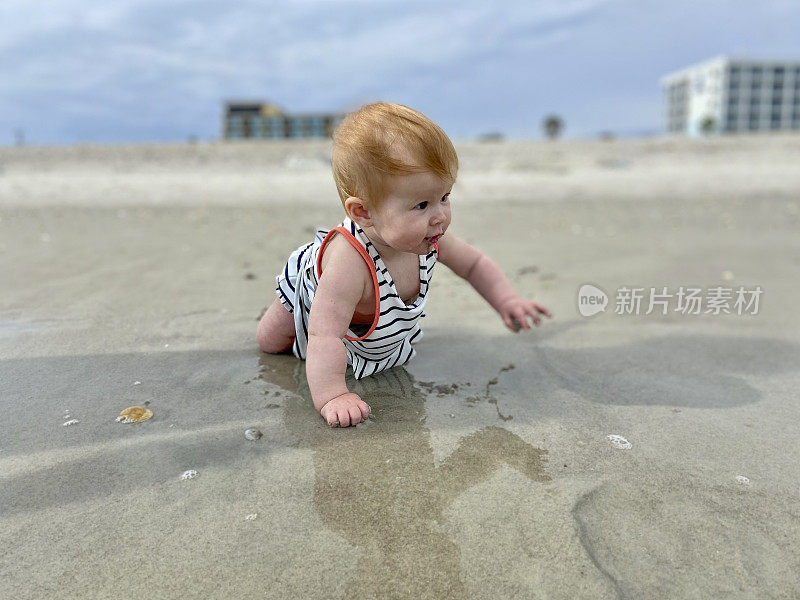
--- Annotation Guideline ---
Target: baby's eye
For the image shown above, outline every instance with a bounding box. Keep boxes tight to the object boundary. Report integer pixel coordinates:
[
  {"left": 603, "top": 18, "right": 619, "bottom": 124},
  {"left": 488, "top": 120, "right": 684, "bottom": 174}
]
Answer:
[
  {"left": 414, "top": 201, "right": 428, "bottom": 210},
  {"left": 442, "top": 193, "right": 450, "bottom": 202}
]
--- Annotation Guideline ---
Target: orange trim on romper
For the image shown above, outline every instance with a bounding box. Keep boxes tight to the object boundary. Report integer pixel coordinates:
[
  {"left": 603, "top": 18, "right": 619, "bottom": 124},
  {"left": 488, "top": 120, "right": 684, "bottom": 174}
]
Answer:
[{"left": 316, "top": 227, "right": 381, "bottom": 342}]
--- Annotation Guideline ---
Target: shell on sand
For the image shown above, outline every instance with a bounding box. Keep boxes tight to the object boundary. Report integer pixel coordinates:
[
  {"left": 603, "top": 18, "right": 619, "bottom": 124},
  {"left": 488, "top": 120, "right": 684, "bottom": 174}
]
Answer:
[
  {"left": 607, "top": 434, "right": 632, "bottom": 449},
  {"left": 244, "top": 428, "right": 262, "bottom": 441},
  {"left": 116, "top": 406, "right": 153, "bottom": 424}
]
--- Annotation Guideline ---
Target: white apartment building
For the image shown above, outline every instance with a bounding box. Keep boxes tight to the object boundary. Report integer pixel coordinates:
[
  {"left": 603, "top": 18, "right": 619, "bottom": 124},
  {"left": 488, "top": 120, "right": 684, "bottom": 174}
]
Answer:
[{"left": 661, "top": 56, "right": 800, "bottom": 135}]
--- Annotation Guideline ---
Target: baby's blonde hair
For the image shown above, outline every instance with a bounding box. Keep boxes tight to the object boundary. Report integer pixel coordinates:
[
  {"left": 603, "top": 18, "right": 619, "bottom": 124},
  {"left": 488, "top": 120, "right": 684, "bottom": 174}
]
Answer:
[{"left": 331, "top": 102, "right": 458, "bottom": 209}]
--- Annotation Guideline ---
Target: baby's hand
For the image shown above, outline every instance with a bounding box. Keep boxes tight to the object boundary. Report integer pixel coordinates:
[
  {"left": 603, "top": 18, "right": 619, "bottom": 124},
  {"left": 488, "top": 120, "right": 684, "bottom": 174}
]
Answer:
[
  {"left": 319, "top": 392, "right": 371, "bottom": 428},
  {"left": 500, "top": 297, "right": 553, "bottom": 332}
]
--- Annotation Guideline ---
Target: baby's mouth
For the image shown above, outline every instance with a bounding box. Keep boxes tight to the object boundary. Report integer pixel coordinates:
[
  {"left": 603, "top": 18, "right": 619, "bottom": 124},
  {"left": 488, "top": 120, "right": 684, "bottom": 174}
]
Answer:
[{"left": 425, "top": 233, "right": 442, "bottom": 244}]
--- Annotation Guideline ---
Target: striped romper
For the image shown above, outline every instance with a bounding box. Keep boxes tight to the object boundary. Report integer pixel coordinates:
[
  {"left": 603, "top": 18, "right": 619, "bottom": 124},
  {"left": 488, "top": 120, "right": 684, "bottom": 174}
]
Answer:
[{"left": 275, "top": 217, "right": 439, "bottom": 379}]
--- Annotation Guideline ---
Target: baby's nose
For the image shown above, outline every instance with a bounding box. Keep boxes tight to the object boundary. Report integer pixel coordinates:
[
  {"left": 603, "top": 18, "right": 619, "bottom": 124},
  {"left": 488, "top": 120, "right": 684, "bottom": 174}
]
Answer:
[{"left": 430, "top": 206, "right": 447, "bottom": 224}]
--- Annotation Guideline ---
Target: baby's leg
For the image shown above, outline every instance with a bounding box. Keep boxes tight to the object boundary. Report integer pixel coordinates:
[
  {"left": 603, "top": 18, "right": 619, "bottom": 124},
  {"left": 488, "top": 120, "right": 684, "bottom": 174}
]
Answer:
[{"left": 257, "top": 296, "right": 296, "bottom": 354}]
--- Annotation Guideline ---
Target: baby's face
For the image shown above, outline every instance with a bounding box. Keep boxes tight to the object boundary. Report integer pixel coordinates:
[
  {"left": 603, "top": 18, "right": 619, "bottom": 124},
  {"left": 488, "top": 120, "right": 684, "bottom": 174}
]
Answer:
[{"left": 369, "top": 170, "right": 452, "bottom": 255}]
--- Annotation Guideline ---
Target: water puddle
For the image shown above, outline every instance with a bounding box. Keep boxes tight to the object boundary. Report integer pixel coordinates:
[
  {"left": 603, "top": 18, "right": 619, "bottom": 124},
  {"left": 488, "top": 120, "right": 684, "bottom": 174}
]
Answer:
[{"left": 258, "top": 355, "right": 550, "bottom": 598}]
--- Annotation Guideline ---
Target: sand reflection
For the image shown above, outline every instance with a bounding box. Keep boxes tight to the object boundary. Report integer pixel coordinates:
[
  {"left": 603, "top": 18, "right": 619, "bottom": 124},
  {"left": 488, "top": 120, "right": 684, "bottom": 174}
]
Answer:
[{"left": 259, "top": 356, "right": 551, "bottom": 598}]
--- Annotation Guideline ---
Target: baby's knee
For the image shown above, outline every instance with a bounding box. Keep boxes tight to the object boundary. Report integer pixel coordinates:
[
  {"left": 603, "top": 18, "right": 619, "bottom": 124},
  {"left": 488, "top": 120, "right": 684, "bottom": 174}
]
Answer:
[
  {"left": 256, "top": 315, "right": 294, "bottom": 354},
  {"left": 257, "top": 333, "right": 291, "bottom": 354},
  {"left": 256, "top": 323, "right": 271, "bottom": 352},
  {"left": 256, "top": 323, "right": 278, "bottom": 353}
]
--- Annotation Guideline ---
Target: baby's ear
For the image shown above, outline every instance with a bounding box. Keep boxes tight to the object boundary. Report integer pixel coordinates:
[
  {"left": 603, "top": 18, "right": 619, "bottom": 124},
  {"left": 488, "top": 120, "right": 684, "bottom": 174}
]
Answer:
[{"left": 345, "top": 196, "right": 372, "bottom": 224}]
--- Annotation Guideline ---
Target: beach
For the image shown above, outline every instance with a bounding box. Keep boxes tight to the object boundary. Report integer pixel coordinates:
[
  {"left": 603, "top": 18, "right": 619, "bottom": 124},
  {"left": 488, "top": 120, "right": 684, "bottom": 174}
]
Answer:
[{"left": 1, "top": 134, "right": 800, "bottom": 599}]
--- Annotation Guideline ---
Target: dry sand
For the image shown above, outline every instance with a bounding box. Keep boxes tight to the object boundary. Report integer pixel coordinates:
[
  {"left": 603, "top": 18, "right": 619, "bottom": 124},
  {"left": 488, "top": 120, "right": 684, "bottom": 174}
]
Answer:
[{"left": 1, "top": 134, "right": 800, "bottom": 599}]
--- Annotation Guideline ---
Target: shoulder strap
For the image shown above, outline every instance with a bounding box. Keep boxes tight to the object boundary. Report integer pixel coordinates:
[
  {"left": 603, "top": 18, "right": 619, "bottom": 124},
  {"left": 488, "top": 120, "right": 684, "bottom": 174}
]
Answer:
[{"left": 315, "top": 227, "right": 380, "bottom": 342}]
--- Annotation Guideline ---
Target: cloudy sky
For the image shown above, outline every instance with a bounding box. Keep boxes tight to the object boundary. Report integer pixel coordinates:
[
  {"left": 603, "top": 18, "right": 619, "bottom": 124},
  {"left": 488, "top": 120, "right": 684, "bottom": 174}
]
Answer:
[{"left": 2, "top": 0, "right": 798, "bottom": 145}]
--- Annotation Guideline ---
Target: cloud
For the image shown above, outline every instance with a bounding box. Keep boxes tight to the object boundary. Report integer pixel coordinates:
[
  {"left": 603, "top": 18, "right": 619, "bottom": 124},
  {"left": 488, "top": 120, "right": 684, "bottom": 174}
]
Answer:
[{"left": 1, "top": 0, "right": 798, "bottom": 144}]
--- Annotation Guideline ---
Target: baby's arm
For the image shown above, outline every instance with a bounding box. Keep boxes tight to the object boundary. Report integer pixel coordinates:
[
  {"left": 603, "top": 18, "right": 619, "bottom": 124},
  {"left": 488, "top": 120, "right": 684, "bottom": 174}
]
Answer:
[
  {"left": 306, "top": 240, "right": 372, "bottom": 427},
  {"left": 437, "top": 233, "right": 552, "bottom": 331}
]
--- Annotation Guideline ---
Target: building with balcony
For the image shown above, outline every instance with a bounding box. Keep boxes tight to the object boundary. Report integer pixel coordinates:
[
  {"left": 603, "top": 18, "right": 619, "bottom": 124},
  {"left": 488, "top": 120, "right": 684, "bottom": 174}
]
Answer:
[
  {"left": 660, "top": 56, "right": 800, "bottom": 135},
  {"left": 223, "top": 101, "right": 346, "bottom": 140}
]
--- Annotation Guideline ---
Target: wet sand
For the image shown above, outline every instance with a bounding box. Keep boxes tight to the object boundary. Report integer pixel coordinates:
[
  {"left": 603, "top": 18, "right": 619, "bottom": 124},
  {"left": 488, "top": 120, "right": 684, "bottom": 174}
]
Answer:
[{"left": 1, "top": 135, "right": 800, "bottom": 598}]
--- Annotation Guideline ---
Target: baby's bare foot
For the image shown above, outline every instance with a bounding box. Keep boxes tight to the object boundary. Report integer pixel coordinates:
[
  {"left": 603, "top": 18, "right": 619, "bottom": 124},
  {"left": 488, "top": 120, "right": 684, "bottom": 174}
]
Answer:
[{"left": 320, "top": 392, "right": 371, "bottom": 428}]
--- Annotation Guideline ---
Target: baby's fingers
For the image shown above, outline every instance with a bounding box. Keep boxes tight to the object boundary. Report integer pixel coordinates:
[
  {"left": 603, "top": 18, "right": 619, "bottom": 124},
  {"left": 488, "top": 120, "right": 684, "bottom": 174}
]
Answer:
[
  {"left": 320, "top": 404, "right": 340, "bottom": 427},
  {"left": 345, "top": 405, "right": 366, "bottom": 426},
  {"left": 533, "top": 302, "right": 553, "bottom": 318},
  {"left": 336, "top": 406, "right": 354, "bottom": 428},
  {"left": 525, "top": 304, "right": 543, "bottom": 326},
  {"left": 357, "top": 400, "right": 371, "bottom": 422},
  {"left": 511, "top": 308, "right": 531, "bottom": 330},
  {"left": 503, "top": 313, "right": 522, "bottom": 332}
]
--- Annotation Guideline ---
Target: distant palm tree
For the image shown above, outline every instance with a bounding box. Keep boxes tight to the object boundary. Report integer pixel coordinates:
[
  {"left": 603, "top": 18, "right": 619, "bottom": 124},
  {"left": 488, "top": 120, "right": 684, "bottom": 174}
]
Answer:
[
  {"left": 542, "top": 115, "right": 564, "bottom": 140},
  {"left": 700, "top": 116, "right": 716, "bottom": 135}
]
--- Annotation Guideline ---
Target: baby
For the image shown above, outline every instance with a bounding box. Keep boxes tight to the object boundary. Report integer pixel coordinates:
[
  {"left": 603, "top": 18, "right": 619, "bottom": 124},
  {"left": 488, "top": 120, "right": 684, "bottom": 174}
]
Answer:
[{"left": 257, "top": 102, "right": 552, "bottom": 428}]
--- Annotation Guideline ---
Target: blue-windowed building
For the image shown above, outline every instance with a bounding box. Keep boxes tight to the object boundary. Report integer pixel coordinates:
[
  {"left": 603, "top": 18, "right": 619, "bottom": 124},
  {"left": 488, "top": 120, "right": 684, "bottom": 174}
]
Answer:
[
  {"left": 223, "top": 101, "right": 345, "bottom": 140},
  {"left": 661, "top": 56, "right": 800, "bottom": 136}
]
